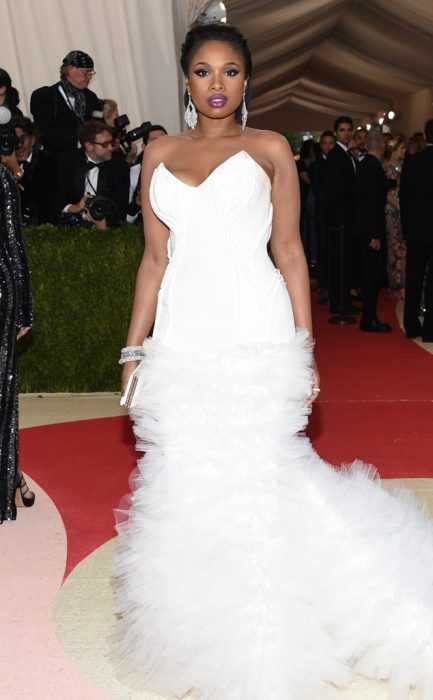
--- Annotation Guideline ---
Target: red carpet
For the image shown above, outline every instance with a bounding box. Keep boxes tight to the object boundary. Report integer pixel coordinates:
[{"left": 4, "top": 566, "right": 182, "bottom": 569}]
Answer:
[
  {"left": 309, "top": 292, "right": 433, "bottom": 475},
  {"left": 20, "top": 416, "right": 136, "bottom": 577},
  {"left": 20, "top": 292, "right": 433, "bottom": 577}
]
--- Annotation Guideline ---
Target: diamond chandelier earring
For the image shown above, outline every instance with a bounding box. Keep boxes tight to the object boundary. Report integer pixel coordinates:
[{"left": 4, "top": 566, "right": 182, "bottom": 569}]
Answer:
[
  {"left": 184, "top": 92, "right": 198, "bottom": 130},
  {"left": 241, "top": 89, "right": 248, "bottom": 130}
]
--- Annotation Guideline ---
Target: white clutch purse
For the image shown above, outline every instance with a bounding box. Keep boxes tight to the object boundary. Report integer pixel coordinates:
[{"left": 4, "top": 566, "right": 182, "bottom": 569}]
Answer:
[{"left": 120, "top": 364, "right": 144, "bottom": 408}]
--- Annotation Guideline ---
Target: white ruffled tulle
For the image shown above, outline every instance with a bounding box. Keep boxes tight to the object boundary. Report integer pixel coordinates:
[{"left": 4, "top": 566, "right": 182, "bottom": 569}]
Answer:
[{"left": 112, "top": 331, "right": 433, "bottom": 700}]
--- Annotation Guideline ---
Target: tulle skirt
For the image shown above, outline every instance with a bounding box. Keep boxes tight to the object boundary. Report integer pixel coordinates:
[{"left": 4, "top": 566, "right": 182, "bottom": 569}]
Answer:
[{"left": 112, "top": 331, "right": 433, "bottom": 700}]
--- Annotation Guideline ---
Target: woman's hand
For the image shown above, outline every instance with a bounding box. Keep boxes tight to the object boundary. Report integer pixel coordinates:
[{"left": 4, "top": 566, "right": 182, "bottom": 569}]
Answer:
[
  {"left": 126, "top": 143, "right": 138, "bottom": 165},
  {"left": 1, "top": 151, "right": 21, "bottom": 175},
  {"left": 306, "top": 355, "right": 320, "bottom": 406},
  {"left": 67, "top": 196, "right": 89, "bottom": 214},
  {"left": 17, "top": 326, "right": 31, "bottom": 340},
  {"left": 121, "top": 360, "right": 140, "bottom": 397}
]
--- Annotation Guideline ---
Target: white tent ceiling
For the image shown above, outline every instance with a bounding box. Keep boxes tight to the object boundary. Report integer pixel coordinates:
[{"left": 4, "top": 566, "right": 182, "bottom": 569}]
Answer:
[{"left": 223, "top": 0, "right": 433, "bottom": 132}]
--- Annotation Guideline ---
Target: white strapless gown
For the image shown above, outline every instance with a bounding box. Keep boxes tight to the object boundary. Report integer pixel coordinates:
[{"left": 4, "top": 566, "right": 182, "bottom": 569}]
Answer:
[{"left": 113, "top": 151, "right": 433, "bottom": 699}]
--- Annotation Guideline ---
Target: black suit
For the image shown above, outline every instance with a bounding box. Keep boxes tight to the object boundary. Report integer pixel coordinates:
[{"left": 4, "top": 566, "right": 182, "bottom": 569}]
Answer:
[
  {"left": 310, "top": 154, "right": 330, "bottom": 292},
  {"left": 54, "top": 150, "right": 130, "bottom": 227},
  {"left": 19, "top": 150, "right": 56, "bottom": 225},
  {"left": 354, "top": 154, "right": 388, "bottom": 322},
  {"left": 400, "top": 146, "right": 433, "bottom": 339},
  {"left": 324, "top": 143, "right": 357, "bottom": 311},
  {"left": 30, "top": 82, "right": 101, "bottom": 155}
]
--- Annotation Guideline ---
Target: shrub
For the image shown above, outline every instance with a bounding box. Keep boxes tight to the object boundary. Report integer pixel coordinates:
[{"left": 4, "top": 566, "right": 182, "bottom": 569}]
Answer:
[{"left": 18, "top": 224, "right": 144, "bottom": 392}]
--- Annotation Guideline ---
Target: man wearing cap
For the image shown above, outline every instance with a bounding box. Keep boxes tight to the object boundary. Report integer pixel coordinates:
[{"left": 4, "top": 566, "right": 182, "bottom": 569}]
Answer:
[{"left": 30, "top": 50, "right": 101, "bottom": 155}]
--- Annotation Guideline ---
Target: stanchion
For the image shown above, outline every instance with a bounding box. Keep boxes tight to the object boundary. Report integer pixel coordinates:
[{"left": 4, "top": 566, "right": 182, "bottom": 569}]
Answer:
[{"left": 329, "top": 224, "right": 356, "bottom": 325}]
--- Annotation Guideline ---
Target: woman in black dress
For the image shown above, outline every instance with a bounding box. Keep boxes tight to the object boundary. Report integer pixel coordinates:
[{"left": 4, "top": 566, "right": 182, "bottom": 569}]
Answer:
[{"left": 0, "top": 163, "right": 34, "bottom": 523}]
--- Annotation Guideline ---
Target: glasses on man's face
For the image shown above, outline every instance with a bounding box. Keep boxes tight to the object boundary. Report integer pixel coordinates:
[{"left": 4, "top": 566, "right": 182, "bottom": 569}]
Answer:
[
  {"left": 76, "top": 68, "right": 96, "bottom": 77},
  {"left": 91, "top": 139, "right": 114, "bottom": 149}
]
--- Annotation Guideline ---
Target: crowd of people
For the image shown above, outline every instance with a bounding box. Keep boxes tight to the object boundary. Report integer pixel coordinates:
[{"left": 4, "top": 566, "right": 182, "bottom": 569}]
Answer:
[
  {"left": 0, "top": 52, "right": 167, "bottom": 231},
  {"left": 0, "top": 53, "right": 432, "bottom": 343},
  {"left": 296, "top": 116, "right": 433, "bottom": 339}
]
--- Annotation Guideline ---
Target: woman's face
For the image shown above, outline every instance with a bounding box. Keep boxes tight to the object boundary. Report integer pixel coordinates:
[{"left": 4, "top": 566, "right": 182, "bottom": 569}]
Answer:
[{"left": 186, "top": 40, "right": 247, "bottom": 124}]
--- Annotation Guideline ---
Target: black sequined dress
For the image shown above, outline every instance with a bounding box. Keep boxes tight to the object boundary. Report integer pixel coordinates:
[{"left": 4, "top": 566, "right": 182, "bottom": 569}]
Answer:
[{"left": 0, "top": 164, "right": 33, "bottom": 523}]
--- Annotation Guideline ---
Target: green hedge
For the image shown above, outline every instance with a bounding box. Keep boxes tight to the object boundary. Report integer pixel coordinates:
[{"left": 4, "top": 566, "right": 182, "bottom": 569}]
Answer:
[{"left": 18, "top": 224, "right": 144, "bottom": 392}]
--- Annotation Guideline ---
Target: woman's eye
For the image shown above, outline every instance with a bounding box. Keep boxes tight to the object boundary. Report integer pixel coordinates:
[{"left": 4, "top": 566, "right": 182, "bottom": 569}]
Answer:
[{"left": 193, "top": 69, "right": 239, "bottom": 77}]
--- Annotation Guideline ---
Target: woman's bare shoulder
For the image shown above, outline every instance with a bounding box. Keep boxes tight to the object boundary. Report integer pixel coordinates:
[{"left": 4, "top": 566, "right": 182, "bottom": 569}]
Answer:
[
  {"left": 247, "top": 128, "right": 293, "bottom": 157},
  {"left": 142, "top": 134, "right": 191, "bottom": 167},
  {"left": 244, "top": 129, "right": 295, "bottom": 176}
]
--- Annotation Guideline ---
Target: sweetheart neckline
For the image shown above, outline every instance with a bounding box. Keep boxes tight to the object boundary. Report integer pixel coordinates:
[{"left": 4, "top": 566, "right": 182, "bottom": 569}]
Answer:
[{"left": 154, "top": 150, "right": 272, "bottom": 189}]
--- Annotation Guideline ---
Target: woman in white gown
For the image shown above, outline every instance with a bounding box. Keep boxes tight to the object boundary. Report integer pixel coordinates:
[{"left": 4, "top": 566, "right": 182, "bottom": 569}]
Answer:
[{"left": 113, "top": 23, "right": 433, "bottom": 700}]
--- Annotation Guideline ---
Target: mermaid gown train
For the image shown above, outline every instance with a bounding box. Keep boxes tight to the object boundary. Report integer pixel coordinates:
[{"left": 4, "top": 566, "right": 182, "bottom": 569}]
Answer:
[{"left": 113, "top": 151, "right": 433, "bottom": 699}]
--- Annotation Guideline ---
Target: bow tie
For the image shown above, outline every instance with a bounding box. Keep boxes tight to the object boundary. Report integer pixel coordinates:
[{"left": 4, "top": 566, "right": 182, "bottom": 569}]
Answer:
[{"left": 86, "top": 161, "right": 101, "bottom": 171}]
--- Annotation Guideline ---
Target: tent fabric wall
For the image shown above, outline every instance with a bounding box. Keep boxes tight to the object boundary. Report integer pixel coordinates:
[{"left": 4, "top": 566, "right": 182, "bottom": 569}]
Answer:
[
  {"left": 0, "top": 0, "right": 188, "bottom": 136},
  {"left": 226, "top": 0, "right": 433, "bottom": 133}
]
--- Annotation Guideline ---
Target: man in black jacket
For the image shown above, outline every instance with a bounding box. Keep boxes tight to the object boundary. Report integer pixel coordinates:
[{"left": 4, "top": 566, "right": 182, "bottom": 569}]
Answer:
[
  {"left": 354, "top": 130, "right": 392, "bottom": 332},
  {"left": 400, "top": 119, "right": 433, "bottom": 342},
  {"left": 0, "top": 116, "right": 55, "bottom": 224},
  {"left": 30, "top": 50, "right": 101, "bottom": 155},
  {"left": 310, "top": 130, "right": 335, "bottom": 301},
  {"left": 54, "top": 120, "right": 130, "bottom": 229},
  {"left": 325, "top": 116, "right": 359, "bottom": 317}
]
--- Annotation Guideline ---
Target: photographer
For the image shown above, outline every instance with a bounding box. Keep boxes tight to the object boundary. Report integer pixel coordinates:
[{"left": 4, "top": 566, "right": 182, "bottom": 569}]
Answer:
[
  {"left": 101, "top": 100, "right": 137, "bottom": 165},
  {"left": 127, "top": 124, "right": 168, "bottom": 224},
  {"left": 55, "top": 120, "right": 130, "bottom": 229},
  {"left": 0, "top": 116, "right": 55, "bottom": 225},
  {"left": 31, "top": 51, "right": 101, "bottom": 155}
]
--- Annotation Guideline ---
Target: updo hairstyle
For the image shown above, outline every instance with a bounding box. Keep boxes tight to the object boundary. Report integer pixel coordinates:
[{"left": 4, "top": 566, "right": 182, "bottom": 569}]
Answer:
[{"left": 180, "top": 23, "right": 252, "bottom": 121}]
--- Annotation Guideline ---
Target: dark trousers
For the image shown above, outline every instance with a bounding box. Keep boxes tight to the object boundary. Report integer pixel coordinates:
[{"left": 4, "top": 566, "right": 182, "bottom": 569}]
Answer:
[
  {"left": 349, "top": 236, "right": 362, "bottom": 290},
  {"left": 404, "top": 240, "right": 433, "bottom": 338},
  {"left": 329, "top": 225, "right": 351, "bottom": 311},
  {"left": 361, "top": 240, "right": 385, "bottom": 322},
  {"left": 315, "top": 218, "right": 329, "bottom": 291}
]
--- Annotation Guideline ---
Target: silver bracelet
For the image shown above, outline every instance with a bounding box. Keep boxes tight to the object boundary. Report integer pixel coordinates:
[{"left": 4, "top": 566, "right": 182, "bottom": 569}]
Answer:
[{"left": 119, "top": 345, "right": 145, "bottom": 365}]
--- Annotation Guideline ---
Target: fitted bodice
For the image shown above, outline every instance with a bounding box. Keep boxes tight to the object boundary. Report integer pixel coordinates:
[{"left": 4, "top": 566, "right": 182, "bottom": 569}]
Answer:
[{"left": 149, "top": 150, "right": 295, "bottom": 350}]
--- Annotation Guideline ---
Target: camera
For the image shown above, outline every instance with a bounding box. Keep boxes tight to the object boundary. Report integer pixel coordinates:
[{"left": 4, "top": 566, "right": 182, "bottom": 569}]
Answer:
[
  {"left": 0, "top": 106, "right": 24, "bottom": 156},
  {"left": 85, "top": 194, "right": 116, "bottom": 222},
  {"left": 113, "top": 114, "right": 152, "bottom": 154}
]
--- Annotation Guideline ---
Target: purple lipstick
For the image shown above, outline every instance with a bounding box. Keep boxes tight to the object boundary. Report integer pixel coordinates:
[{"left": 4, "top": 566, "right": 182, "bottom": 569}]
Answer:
[{"left": 207, "top": 94, "right": 228, "bottom": 108}]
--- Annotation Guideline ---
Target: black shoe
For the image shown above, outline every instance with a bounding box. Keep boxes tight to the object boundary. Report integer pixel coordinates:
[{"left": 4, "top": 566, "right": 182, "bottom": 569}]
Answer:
[
  {"left": 329, "top": 304, "right": 361, "bottom": 315},
  {"left": 360, "top": 319, "right": 392, "bottom": 333},
  {"left": 15, "top": 472, "right": 35, "bottom": 508},
  {"left": 422, "top": 336, "right": 433, "bottom": 343}
]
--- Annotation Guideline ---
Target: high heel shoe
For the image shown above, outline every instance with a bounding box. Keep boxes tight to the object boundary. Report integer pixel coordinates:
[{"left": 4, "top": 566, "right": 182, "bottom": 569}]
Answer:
[{"left": 15, "top": 472, "right": 36, "bottom": 508}]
